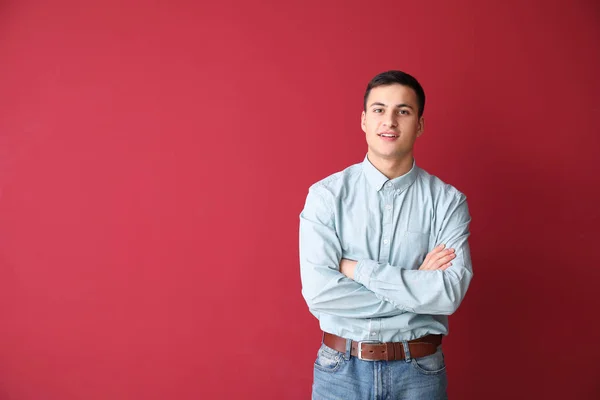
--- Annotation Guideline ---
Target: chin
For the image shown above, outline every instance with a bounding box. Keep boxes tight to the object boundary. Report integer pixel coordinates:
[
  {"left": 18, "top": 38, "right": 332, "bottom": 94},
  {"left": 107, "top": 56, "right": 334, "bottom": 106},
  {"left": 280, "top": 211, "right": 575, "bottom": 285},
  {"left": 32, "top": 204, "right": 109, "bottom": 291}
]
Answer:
[
  {"left": 370, "top": 147, "right": 402, "bottom": 158},
  {"left": 375, "top": 151, "right": 413, "bottom": 163}
]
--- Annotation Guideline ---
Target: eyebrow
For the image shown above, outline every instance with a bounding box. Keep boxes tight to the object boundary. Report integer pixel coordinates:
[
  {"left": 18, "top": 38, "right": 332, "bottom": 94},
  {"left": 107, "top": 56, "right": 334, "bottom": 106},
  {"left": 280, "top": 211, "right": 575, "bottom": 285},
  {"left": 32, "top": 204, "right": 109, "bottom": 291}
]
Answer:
[{"left": 369, "top": 102, "right": 414, "bottom": 110}]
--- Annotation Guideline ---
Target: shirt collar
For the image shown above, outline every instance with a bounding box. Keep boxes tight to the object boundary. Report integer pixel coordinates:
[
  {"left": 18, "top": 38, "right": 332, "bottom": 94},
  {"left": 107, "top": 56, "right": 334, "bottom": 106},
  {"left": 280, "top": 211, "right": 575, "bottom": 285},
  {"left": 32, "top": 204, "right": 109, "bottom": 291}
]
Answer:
[{"left": 362, "top": 154, "right": 419, "bottom": 192}]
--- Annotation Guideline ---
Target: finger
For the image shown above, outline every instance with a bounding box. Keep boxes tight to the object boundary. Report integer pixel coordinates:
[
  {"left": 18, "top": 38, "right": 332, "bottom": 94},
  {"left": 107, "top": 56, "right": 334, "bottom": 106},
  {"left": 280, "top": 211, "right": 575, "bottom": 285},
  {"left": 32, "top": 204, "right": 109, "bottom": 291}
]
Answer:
[
  {"left": 429, "top": 244, "right": 446, "bottom": 256},
  {"left": 422, "top": 254, "right": 451, "bottom": 271},
  {"left": 421, "top": 260, "right": 452, "bottom": 271},
  {"left": 428, "top": 249, "right": 454, "bottom": 267},
  {"left": 422, "top": 244, "right": 446, "bottom": 267},
  {"left": 419, "top": 260, "right": 433, "bottom": 271},
  {"left": 424, "top": 252, "right": 454, "bottom": 271},
  {"left": 434, "top": 253, "right": 456, "bottom": 269},
  {"left": 439, "top": 262, "right": 452, "bottom": 271},
  {"left": 421, "top": 246, "right": 455, "bottom": 271}
]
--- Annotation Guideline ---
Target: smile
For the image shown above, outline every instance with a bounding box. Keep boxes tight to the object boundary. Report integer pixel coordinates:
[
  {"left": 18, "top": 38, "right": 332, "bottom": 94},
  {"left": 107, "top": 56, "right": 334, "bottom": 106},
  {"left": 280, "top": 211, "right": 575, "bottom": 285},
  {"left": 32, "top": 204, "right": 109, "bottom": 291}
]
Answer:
[{"left": 378, "top": 133, "right": 399, "bottom": 138}]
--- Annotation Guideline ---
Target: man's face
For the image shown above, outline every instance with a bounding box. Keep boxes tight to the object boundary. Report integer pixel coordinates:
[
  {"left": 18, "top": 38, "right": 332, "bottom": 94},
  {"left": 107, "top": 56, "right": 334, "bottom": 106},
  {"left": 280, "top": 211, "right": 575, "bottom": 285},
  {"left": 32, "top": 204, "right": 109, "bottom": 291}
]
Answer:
[{"left": 361, "top": 84, "right": 424, "bottom": 161}]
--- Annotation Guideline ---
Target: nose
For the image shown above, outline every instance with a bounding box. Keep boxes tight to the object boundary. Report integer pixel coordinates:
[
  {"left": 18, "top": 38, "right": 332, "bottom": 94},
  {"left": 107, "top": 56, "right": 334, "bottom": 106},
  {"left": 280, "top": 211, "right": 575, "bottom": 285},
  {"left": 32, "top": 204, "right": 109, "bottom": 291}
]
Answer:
[{"left": 384, "top": 113, "right": 397, "bottom": 128}]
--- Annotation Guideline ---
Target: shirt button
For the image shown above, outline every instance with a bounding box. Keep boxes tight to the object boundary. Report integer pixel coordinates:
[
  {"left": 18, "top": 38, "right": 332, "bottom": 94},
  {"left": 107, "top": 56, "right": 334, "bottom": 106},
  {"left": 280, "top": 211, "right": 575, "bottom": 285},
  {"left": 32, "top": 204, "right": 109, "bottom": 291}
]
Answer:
[
  {"left": 383, "top": 239, "right": 389, "bottom": 245},
  {"left": 371, "top": 332, "right": 377, "bottom": 337},
  {"left": 385, "top": 204, "right": 392, "bottom": 211},
  {"left": 386, "top": 182, "right": 393, "bottom": 188}
]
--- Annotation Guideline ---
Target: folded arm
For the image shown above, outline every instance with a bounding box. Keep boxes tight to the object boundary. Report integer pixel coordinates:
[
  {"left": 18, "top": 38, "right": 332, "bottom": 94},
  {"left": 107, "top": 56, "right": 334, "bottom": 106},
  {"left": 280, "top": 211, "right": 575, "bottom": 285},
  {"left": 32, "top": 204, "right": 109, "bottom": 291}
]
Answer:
[
  {"left": 350, "top": 192, "right": 473, "bottom": 315},
  {"left": 299, "top": 187, "right": 406, "bottom": 319}
]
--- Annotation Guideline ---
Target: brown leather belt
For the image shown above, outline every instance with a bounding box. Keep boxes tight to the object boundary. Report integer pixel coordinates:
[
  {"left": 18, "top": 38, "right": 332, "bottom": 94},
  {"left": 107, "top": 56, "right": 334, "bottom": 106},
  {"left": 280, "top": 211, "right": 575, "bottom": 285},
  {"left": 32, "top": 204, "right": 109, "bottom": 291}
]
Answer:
[{"left": 323, "top": 332, "right": 442, "bottom": 361}]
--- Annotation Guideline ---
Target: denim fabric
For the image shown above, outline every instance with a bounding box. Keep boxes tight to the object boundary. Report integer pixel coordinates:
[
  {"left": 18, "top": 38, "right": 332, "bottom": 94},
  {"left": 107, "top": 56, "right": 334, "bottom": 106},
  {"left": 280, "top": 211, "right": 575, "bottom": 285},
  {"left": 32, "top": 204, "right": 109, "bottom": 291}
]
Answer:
[{"left": 312, "top": 342, "right": 447, "bottom": 400}]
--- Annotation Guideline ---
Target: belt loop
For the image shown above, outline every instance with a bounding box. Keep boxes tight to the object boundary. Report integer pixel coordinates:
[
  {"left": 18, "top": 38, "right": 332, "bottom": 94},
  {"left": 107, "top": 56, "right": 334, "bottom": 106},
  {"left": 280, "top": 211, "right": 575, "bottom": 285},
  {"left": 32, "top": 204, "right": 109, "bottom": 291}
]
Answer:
[
  {"left": 401, "top": 341, "right": 411, "bottom": 363},
  {"left": 343, "top": 338, "right": 352, "bottom": 361}
]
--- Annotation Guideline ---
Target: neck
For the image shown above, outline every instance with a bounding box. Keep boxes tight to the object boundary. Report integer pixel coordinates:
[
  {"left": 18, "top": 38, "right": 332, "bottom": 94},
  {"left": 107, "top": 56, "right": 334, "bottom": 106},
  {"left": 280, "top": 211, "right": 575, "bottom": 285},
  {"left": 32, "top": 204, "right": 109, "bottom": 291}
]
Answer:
[{"left": 367, "top": 152, "right": 414, "bottom": 180}]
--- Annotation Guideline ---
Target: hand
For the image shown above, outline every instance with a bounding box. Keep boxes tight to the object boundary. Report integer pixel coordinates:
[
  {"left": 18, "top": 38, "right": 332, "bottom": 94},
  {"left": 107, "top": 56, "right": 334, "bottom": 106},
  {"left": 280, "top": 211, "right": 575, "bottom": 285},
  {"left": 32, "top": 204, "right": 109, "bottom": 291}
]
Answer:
[
  {"left": 339, "top": 258, "right": 358, "bottom": 279},
  {"left": 419, "top": 244, "right": 455, "bottom": 271}
]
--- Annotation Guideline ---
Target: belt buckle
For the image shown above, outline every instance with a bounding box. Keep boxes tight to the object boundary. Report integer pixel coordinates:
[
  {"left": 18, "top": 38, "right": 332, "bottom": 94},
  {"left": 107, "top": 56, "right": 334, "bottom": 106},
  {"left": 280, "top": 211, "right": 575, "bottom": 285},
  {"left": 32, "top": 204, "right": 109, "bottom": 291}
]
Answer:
[{"left": 357, "top": 340, "right": 380, "bottom": 361}]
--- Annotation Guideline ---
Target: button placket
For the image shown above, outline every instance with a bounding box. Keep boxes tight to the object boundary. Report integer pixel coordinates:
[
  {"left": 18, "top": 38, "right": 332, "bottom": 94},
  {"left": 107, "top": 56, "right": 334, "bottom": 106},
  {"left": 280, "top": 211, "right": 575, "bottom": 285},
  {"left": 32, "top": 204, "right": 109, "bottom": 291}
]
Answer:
[{"left": 379, "top": 189, "right": 394, "bottom": 263}]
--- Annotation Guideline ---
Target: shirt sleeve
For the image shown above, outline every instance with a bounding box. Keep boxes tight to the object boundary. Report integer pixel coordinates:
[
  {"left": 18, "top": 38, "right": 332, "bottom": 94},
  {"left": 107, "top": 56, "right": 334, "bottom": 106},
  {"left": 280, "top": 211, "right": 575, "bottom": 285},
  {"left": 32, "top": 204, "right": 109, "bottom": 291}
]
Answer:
[
  {"left": 299, "top": 186, "right": 406, "bottom": 319},
  {"left": 354, "top": 192, "right": 473, "bottom": 315}
]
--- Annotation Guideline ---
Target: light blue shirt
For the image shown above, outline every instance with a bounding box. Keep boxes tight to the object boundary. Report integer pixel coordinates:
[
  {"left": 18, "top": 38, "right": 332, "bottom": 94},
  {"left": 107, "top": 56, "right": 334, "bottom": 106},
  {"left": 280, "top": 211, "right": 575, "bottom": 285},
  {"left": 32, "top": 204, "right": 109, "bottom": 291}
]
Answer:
[{"left": 299, "top": 155, "right": 473, "bottom": 342}]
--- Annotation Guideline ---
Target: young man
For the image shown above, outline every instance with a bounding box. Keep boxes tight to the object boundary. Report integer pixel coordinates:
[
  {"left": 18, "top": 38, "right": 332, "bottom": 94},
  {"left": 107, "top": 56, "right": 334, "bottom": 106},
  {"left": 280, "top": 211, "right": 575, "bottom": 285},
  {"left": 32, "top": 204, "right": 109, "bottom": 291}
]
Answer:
[{"left": 299, "top": 70, "right": 473, "bottom": 399}]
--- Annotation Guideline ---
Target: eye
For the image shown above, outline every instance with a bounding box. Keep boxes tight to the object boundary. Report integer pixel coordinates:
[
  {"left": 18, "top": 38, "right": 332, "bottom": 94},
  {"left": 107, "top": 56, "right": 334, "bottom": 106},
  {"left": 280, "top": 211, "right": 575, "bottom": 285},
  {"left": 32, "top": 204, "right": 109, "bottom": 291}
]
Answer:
[
  {"left": 373, "top": 108, "right": 383, "bottom": 113},
  {"left": 398, "top": 109, "right": 409, "bottom": 115}
]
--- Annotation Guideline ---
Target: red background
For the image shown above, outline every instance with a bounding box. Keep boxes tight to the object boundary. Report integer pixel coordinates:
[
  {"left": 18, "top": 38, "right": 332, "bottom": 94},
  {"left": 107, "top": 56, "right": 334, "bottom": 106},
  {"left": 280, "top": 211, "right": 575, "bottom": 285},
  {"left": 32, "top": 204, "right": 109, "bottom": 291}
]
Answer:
[{"left": 1, "top": 0, "right": 599, "bottom": 399}]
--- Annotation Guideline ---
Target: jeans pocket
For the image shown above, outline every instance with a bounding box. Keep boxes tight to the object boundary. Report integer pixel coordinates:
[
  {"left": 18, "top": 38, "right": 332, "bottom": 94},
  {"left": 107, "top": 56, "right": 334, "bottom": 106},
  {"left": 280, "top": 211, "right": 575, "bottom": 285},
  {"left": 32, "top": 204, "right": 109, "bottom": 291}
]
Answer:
[
  {"left": 314, "top": 343, "right": 345, "bottom": 373},
  {"left": 410, "top": 347, "right": 446, "bottom": 375}
]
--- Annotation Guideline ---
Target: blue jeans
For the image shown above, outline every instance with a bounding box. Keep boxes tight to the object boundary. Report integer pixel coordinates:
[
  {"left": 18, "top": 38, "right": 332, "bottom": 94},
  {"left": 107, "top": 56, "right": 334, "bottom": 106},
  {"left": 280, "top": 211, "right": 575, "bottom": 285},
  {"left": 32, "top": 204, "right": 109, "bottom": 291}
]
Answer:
[{"left": 312, "top": 341, "right": 448, "bottom": 400}]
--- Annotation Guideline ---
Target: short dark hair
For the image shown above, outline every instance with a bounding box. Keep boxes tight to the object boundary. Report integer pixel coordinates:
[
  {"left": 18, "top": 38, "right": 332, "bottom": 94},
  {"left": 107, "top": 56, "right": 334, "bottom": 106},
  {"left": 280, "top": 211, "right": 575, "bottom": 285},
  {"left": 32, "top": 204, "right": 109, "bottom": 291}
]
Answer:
[{"left": 363, "top": 70, "right": 426, "bottom": 117}]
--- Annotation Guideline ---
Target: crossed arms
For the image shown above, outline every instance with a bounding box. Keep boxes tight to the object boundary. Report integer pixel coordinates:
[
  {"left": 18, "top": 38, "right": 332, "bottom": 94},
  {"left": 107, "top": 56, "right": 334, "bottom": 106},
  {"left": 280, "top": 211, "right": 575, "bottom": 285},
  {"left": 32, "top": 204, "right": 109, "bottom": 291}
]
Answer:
[{"left": 299, "top": 187, "right": 473, "bottom": 319}]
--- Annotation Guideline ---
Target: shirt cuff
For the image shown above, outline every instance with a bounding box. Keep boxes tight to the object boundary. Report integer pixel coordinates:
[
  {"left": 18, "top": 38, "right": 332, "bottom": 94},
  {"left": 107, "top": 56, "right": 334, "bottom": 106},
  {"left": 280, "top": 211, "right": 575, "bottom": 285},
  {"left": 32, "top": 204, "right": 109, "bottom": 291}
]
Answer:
[{"left": 354, "top": 259, "right": 379, "bottom": 288}]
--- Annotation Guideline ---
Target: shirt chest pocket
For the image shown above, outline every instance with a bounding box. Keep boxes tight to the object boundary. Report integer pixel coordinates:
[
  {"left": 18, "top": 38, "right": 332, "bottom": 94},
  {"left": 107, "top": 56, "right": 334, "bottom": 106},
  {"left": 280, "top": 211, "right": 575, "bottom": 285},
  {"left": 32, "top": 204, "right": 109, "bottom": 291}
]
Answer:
[{"left": 397, "top": 231, "right": 430, "bottom": 269}]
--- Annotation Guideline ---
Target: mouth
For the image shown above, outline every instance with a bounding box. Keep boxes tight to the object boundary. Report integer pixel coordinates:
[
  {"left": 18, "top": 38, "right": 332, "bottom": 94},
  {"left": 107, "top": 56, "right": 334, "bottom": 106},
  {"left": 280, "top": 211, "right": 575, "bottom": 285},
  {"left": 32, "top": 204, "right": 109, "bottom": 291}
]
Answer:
[{"left": 377, "top": 132, "right": 399, "bottom": 139}]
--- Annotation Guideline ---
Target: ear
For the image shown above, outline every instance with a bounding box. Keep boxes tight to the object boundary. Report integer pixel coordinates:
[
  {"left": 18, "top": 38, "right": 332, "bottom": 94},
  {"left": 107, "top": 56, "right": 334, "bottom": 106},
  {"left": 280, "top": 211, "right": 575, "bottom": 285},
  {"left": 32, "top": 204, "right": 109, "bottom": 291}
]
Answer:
[
  {"left": 416, "top": 116, "right": 424, "bottom": 137},
  {"left": 361, "top": 111, "right": 367, "bottom": 133}
]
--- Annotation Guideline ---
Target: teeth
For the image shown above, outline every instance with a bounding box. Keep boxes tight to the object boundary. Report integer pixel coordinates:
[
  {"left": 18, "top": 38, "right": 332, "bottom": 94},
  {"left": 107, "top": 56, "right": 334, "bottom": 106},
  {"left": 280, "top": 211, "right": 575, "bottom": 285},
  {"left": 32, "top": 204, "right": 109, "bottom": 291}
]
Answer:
[{"left": 381, "top": 134, "right": 397, "bottom": 138}]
